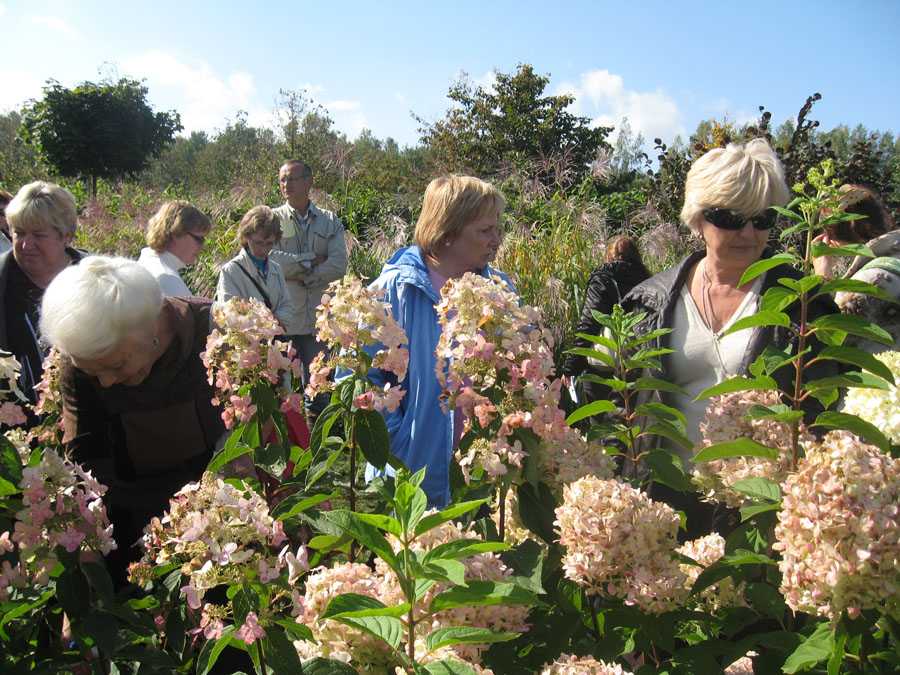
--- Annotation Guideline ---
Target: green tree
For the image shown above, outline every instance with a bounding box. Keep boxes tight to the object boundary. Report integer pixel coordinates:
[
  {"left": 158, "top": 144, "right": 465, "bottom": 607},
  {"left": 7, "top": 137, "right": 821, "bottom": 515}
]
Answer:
[
  {"left": 0, "top": 109, "right": 46, "bottom": 189},
  {"left": 417, "top": 63, "right": 612, "bottom": 184},
  {"left": 21, "top": 78, "right": 182, "bottom": 196}
]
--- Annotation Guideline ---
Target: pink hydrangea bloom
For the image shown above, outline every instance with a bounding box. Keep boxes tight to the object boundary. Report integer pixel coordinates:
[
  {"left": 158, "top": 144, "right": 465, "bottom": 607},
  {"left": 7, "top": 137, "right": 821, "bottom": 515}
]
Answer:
[
  {"left": 677, "top": 533, "right": 746, "bottom": 611},
  {"left": 774, "top": 430, "right": 900, "bottom": 622},
  {"left": 235, "top": 611, "right": 266, "bottom": 646},
  {"left": 555, "top": 476, "right": 689, "bottom": 614},
  {"left": 541, "top": 653, "right": 634, "bottom": 674}
]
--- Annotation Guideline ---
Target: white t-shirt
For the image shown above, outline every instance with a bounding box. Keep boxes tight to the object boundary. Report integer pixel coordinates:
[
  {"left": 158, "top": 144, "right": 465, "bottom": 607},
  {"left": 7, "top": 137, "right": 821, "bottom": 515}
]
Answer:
[{"left": 137, "top": 247, "right": 193, "bottom": 297}]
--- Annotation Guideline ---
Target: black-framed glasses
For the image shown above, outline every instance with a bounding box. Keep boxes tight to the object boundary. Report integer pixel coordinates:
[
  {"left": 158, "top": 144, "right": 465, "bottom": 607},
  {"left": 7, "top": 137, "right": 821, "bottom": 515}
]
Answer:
[
  {"left": 702, "top": 207, "right": 777, "bottom": 231},
  {"left": 187, "top": 232, "right": 206, "bottom": 245}
]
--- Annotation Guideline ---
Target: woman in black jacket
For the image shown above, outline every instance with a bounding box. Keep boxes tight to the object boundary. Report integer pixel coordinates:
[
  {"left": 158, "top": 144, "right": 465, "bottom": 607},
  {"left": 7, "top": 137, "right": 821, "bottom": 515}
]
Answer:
[{"left": 562, "top": 235, "right": 649, "bottom": 407}]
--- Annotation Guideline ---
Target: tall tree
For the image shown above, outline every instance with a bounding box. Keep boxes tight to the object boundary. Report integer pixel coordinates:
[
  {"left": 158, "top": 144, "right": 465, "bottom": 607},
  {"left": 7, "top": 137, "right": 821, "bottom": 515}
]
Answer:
[
  {"left": 417, "top": 63, "right": 612, "bottom": 184},
  {"left": 21, "top": 78, "right": 181, "bottom": 196}
]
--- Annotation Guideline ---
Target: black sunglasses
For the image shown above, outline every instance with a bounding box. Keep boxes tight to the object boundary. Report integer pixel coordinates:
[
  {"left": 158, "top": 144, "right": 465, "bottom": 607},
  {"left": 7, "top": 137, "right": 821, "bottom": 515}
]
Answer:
[
  {"left": 702, "top": 207, "right": 777, "bottom": 231},
  {"left": 187, "top": 232, "right": 206, "bottom": 245}
]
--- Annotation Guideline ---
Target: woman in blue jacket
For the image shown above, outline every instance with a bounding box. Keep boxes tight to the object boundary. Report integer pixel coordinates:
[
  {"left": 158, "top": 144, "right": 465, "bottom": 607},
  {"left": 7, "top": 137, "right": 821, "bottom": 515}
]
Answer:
[{"left": 365, "top": 175, "right": 512, "bottom": 507}]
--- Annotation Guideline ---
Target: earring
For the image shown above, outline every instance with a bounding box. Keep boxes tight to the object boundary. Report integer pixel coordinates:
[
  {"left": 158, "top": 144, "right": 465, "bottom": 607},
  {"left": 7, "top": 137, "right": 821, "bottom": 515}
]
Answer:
[{"left": 152, "top": 337, "right": 159, "bottom": 347}]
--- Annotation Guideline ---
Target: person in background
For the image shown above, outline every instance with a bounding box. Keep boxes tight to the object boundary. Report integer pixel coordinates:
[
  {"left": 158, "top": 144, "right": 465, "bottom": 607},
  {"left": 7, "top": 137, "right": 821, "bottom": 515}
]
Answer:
[
  {"left": 364, "top": 174, "right": 511, "bottom": 507},
  {"left": 270, "top": 160, "right": 347, "bottom": 418},
  {"left": 137, "top": 200, "right": 211, "bottom": 297},
  {"left": 0, "top": 181, "right": 87, "bottom": 408},
  {"left": 0, "top": 189, "right": 13, "bottom": 253},
  {"left": 216, "top": 205, "right": 294, "bottom": 328},
  {"left": 41, "top": 256, "right": 225, "bottom": 583},
  {"left": 813, "top": 184, "right": 900, "bottom": 352},
  {"left": 619, "top": 139, "right": 838, "bottom": 538},
  {"left": 562, "top": 234, "right": 650, "bottom": 408}
]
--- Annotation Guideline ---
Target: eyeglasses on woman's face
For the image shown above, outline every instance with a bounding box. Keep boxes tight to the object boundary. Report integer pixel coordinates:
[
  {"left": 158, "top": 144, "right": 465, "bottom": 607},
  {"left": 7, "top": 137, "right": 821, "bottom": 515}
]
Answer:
[{"left": 702, "top": 207, "right": 777, "bottom": 231}]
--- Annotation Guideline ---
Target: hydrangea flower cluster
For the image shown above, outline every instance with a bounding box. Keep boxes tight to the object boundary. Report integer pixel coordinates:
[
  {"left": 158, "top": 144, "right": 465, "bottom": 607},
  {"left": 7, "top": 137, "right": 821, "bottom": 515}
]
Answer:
[
  {"left": 540, "top": 654, "right": 634, "bottom": 675},
  {"left": 307, "top": 275, "right": 409, "bottom": 413},
  {"left": 538, "top": 426, "right": 615, "bottom": 497},
  {"left": 724, "top": 654, "right": 756, "bottom": 675},
  {"left": 555, "top": 475, "right": 689, "bottom": 614},
  {"left": 294, "top": 517, "right": 530, "bottom": 668},
  {"left": 436, "top": 274, "right": 593, "bottom": 482},
  {"left": 1, "top": 449, "right": 115, "bottom": 600},
  {"left": 774, "top": 430, "right": 900, "bottom": 622},
  {"left": 30, "top": 347, "right": 64, "bottom": 443},
  {"left": 676, "top": 533, "right": 746, "bottom": 612},
  {"left": 202, "top": 297, "right": 305, "bottom": 428},
  {"left": 129, "top": 471, "right": 304, "bottom": 641},
  {"left": 0, "top": 350, "right": 28, "bottom": 427},
  {"left": 691, "top": 390, "right": 813, "bottom": 508},
  {"left": 842, "top": 350, "right": 900, "bottom": 444}
]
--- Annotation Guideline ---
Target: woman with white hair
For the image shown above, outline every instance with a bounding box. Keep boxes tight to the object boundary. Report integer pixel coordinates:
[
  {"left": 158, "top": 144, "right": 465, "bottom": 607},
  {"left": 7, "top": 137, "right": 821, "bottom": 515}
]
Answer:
[
  {"left": 619, "top": 139, "right": 838, "bottom": 536},
  {"left": 137, "top": 199, "right": 211, "bottom": 297},
  {"left": 41, "top": 256, "right": 225, "bottom": 582},
  {"left": 0, "top": 181, "right": 87, "bottom": 408}
]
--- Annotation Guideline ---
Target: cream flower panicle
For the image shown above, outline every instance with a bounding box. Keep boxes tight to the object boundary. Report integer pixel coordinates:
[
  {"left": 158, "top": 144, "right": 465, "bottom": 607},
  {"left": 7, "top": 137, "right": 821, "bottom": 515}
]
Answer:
[
  {"left": 774, "top": 430, "right": 900, "bottom": 622},
  {"left": 842, "top": 349, "right": 900, "bottom": 444}
]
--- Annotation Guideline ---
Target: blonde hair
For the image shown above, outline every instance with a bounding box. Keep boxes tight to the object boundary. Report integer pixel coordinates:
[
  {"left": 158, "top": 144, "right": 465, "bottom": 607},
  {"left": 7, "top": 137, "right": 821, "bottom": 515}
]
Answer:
[
  {"left": 6, "top": 181, "right": 77, "bottom": 238},
  {"left": 238, "top": 205, "right": 282, "bottom": 247},
  {"left": 41, "top": 256, "right": 163, "bottom": 360},
  {"left": 681, "top": 139, "right": 789, "bottom": 233},
  {"left": 146, "top": 200, "right": 211, "bottom": 251},
  {"left": 413, "top": 175, "right": 506, "bottom": 259}
]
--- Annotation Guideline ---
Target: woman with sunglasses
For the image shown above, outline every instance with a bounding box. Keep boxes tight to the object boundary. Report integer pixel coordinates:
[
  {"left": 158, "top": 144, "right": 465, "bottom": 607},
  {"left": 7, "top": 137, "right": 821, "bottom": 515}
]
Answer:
[
  {"left": 618, "top": 139, "right": 838, "bottom": 537},
  {"left": 137, "top": 200, "right": 211, "bottom": 297}
]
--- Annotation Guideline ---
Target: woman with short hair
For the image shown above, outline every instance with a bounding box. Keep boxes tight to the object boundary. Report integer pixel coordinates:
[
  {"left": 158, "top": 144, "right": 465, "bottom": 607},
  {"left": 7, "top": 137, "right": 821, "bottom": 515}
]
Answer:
[
  {"left": 41, "top": 256, "right": 225, "bottom": 582},
  {"left": 364, "top": 174, "right": 512, "bottom": 507},
  {"left": 0, "top": 181, "right": 87, "bottom": 406},
  {"left": 137, "top": 200, "right": 211, "bottom": 297},
  {"left": 620, "top": 139, "right": 838, "bottom": 536},
  {"left": 215, "top": 205, "right": 294, "bottom": 327}
]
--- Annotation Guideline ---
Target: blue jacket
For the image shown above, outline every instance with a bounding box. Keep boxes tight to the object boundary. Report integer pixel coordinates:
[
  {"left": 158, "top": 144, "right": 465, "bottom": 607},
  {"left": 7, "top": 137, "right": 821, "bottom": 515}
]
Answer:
[{"left": 364, "top": 246, "right": 513, "bottom": 507}]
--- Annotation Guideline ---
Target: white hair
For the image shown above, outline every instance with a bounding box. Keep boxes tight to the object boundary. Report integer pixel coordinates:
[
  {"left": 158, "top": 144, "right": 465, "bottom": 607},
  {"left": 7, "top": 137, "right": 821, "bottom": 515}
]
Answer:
[
  {"left": 681, "top": 139, "right": 790, "bottom": 233},
  {"left": 6, "top": 181, "right": 78, "bottom": 238},
  {"left": 41, "top": 256, "right": 163, "bottom": 360}
]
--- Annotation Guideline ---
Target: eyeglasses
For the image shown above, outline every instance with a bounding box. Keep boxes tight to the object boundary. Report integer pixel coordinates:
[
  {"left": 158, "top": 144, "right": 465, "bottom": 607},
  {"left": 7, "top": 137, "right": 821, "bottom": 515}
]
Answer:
[
  {"left": 187, "top": 232, "right": 206, "bottom": 245},
  {"left": 702, "top": 207, "right": 777, "bottom": 231}
]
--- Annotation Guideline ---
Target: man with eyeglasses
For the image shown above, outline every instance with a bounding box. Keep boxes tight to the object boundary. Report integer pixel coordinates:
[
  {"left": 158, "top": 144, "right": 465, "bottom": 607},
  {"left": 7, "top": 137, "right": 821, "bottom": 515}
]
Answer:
[{"left": 271, "top": 160, "right": 347, "bottom": 420}]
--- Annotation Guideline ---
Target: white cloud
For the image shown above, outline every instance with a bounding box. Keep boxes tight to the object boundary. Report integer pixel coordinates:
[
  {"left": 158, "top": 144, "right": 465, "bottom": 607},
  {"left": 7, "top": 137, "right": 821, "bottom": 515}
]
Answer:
[
  {"left": 299, "top": 82, "right": 325, "bottom": 97},
  {"left": 119, "top": 51, "right": 263, "bottom": 133},
  {"left": 30, "top": 15, "right": 77, "bottom": 39},
  {"left": 0, "top": 70, "right": 46, "bottom": 110},
  {"left": 472, "top": 69, "right": 497, "bottom": 92},
  {"left": 395, "top": 92, "right": 406, "bottom": 104},
  {"left": 557, "top": 69, "right": 685, "bottom": 149}
]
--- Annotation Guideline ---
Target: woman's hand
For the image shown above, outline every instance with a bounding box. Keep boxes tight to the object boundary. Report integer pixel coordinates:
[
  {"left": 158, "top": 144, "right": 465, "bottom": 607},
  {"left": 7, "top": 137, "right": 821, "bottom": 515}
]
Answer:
[{"left": 812, "top": 232, "right": 835, "bottom": 279}]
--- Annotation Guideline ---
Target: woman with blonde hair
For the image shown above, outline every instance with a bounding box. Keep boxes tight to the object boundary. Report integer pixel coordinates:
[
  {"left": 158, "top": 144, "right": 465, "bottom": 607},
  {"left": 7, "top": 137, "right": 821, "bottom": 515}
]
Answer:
[
  {"left": 0, "top": 181, "right": 87, "bottom": 408},
  {"left": 364, "top": 174, "right": 512, "bottom": 507},
  {"left": 619, "top": 139, "right": 838, "bottom": 536},
  {"left": 137, "top": 200, "right": 211, "bottom": 296}
]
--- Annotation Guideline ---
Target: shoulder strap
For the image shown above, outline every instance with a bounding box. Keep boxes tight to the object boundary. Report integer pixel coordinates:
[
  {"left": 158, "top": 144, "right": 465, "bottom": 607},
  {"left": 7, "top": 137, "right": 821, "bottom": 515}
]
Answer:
[{"left": 235, "top": 264, "right": 272, "bottom": 309}]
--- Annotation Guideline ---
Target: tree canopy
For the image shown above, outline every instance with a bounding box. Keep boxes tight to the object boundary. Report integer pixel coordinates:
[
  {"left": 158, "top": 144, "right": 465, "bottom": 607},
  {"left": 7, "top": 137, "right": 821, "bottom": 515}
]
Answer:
[
  {"left": 417, "top": 63, "right": 612, "bottom": 184},
  {"left": 21, "top": 78, "right": 181, "bottom": 196}
]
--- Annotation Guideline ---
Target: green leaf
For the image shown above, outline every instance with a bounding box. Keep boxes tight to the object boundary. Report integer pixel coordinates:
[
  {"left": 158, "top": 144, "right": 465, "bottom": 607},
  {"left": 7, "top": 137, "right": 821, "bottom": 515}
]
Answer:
[
  {"left": 644, "top": 448, "right": 691, "bottom": 490},
  {"left": 428, "top": 581, "right": 542, "bottom": 613},
  {"left": 300, "top": 657, "right": 364, "bottom": 674},
  {"left": 321, "top": 593, "right": 408, "bottom": 619},
  {"left": 424, "top": 540, "right": 508, "bottom": 564},
  {"left": 309, "top": 402, "right": 343, "bottom": 455},
  {"left": 632, "top": 377, "right": 688, "bottom": 395},
  {"left": 731, "top": 477, "right": 782, "bottom": 502},
  {"left": 56, "top": 567, "right": 90, "bottom": 616},
  {"left": 353, "top": 408, "right": 391, "bottom": 469},
  {"left": 820, "top": 277, "right": 900, "bottom": 303},
  {"left": 414, "top": 500, "right": 486, "bottom": 537},
  {"left": 325, "top": 510, "right": 397, "bottom": 568},
  {"left": 693, "top": 439, "right": 777, "bottom": 463},
  {"left": 811, "top": 241, "right": 873, "bottom": 259},
  {"left": 746, "top": 404, "right": 805, "bottom": 424},
  {"left": 500, "top": 538, "right": 544, "bottom": 595},
  {"left": 642, "top": 423, "right": 693, "bottom": 450},
  {"left": 515, "top": 481, "right": 558, "bottom": 545},
  {"left": 424, "top": 559, "right": 467, "bottom": 586},
  {"left": 233, "top": 585, "right": 260, "bottom": 622},
  {"left": 0, "top": 438, "right": 23, "bottom": 496},
  {"left": 426, "top": 626, "right": 518, "bottom": 651},
  {"left": 745, "top": 581, "right": 785, "bottom": 622},
  {"left": 695, "top": 376, "right": 778, "bottom": 400},
  {"left": 818, "top": 346, "right": 895, "bottom": 383},
  {"left": 271, "top": 491, "right": 337, "bottom": 521},
  {"left": 78, "top": 609, "right": 118, "bottom": 656},
  {"left": 783, "top": 630, "right": 834, "bottom": 673},
  {"left": 196, "top": 626, "right": 236, "bottom": 675},
  {"left": 738, "top": 254, "right": 797, "bottom": 287},
  {"left": 205, "top": 440, "right": 253, "bottom": 475},
  {"left": 759, "top": 286, "right": 798, "bottom": 313},
  {"left": 813, "top": 313, "right": 895, "bottom": 346},
  {"left": 262, "top": 626, "right": 304, "bottom": 674},
  {"left": 335, "top": 615, "right": 404, "bottom": 650},
  {"left": 351, "top": 512, "right": 402, "bottom": 537},
  {"left": 566, "top": 400, "right": 615, "bottom": 425},
  {"left": 806, "top": 371, "right": 891, "bottom": 391},
  {"left": 422, "top": 660, "right": 480, "bottom": 675},
  {"left": 633, "top": 402, "right": 687, "bottom": 433},
  {"left": 720, "top": 310, "right": 790, "bottom": 338},
  {"left": 813, "top": 411, "right": 891, "bottom": 454},
  {"left": 740, "top": 502, "right": 780, "bottom": 521},
  {"left": 81, "top": 562, "right": 116, "bottom": 607}
]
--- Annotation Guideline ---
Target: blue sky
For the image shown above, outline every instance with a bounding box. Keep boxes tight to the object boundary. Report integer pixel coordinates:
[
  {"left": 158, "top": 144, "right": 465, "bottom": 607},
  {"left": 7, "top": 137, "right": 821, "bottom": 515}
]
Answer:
[{"left": 1, "top": 0, "right": 898, "bottom": 152}]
